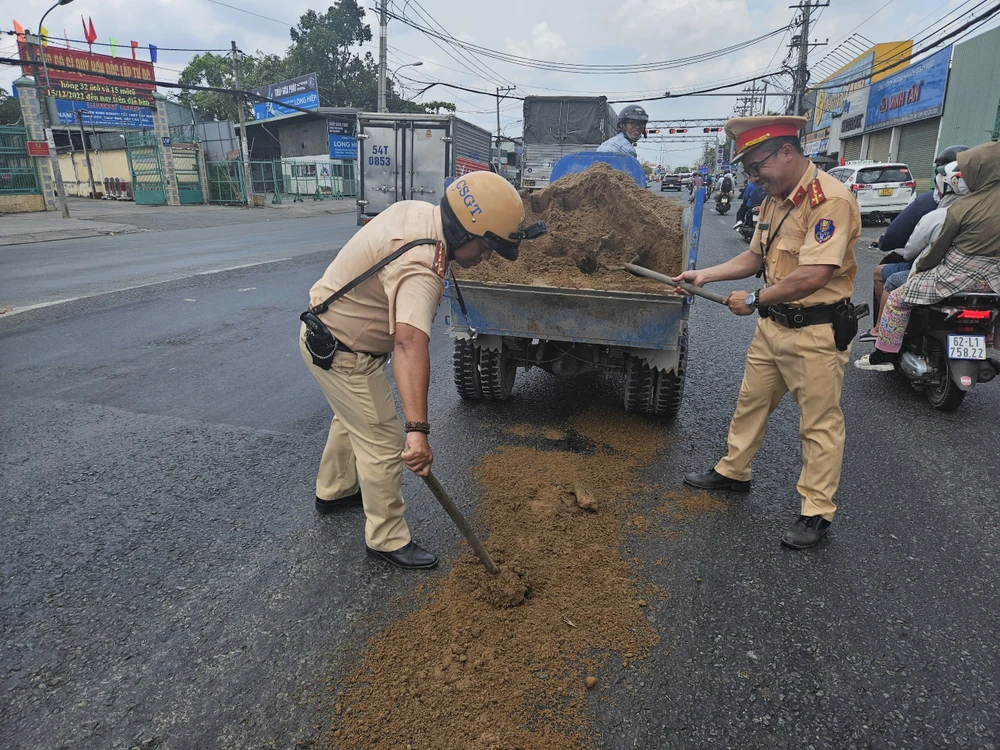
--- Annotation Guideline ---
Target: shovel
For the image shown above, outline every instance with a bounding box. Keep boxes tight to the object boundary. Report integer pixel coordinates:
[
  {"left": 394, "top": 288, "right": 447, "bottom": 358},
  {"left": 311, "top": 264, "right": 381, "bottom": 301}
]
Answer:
[
  {"left": 422, "top": 471, "right": 499, "bottom": 575},
  {"left": 622, "top": 262, "right": 730, "bottom": 305}
]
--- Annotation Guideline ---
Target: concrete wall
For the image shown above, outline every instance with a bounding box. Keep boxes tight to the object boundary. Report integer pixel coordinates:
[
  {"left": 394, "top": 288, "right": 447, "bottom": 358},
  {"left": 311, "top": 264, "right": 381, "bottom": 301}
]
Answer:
[
  {"left": 57, "top": 150, "right": 131, "bottom": 198},
  {"left": 0, "top": 194, "right": 46, "bottom": 213},
  {"left": 278, "top": 119, "right": 329, "bottom": 158}
]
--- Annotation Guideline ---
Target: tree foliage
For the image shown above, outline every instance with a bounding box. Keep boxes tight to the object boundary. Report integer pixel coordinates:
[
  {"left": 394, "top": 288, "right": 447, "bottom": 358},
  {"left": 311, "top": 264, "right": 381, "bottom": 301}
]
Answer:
[
  {"left": 0, "top": 86, "right": 23, "bottom": 125},
  {"left": 176, "top": 0, "right": 452, "bottom": 120}
]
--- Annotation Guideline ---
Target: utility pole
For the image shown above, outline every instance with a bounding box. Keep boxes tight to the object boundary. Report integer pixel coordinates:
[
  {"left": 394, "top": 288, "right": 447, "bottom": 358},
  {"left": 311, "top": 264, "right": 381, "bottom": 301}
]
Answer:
[
  {"left": 761, "top": 81, "right": 768, "bottom": 116},
  {"left": 496, "top": 85, "right": 514, "bottom": 167},
  {"left": 377, "top": 0, "right": 388, "bottom": 112},
  {"left": 231, "top": 41, "right": 253, "bottom": 207},
  {"left": 26, "top": 34, "right": 71, "bottom": 219},
  {"left": 790, "top": 2, "right": 828, "bottom": 116},
  {"left": 76, "top": 110, "right": 97, "bottom": 198}
]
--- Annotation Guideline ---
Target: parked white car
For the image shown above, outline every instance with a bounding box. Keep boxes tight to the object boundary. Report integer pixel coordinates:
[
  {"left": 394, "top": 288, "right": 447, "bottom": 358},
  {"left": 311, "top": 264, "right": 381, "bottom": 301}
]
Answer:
[{"left": 826, "top": 160, "right": 916, "bottom": 224}]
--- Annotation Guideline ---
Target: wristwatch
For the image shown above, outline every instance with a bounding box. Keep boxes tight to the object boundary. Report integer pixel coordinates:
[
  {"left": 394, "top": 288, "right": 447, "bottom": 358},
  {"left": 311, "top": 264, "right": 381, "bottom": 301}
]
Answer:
[{"left": 744, "top": 291, "right": 759, "bottom": 309}]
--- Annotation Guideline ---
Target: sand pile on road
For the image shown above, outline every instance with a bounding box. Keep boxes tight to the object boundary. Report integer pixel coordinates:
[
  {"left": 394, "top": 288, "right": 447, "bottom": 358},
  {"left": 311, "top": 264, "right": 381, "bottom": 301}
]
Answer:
[
  {"left": 457, "top": 162, "right": 686, "bottom": 292},
  {"left": 325, "top": 408, "right": 667, "bottom": 749}
]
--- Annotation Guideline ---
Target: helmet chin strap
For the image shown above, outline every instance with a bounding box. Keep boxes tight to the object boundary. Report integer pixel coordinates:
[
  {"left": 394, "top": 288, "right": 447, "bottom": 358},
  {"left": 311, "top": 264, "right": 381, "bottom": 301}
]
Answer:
[{"left": 441, "top": 195, "right": 473, "bottom": 259}]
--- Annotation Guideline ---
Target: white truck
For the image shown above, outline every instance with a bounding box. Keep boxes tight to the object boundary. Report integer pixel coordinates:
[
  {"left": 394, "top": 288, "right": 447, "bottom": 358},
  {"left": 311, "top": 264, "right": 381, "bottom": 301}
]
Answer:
[
  {"left": 520, "top": 96, "right": 618, "bottom": 191},
  {"left": 355, "top": 112, "right": 492, "bottom": 226}
]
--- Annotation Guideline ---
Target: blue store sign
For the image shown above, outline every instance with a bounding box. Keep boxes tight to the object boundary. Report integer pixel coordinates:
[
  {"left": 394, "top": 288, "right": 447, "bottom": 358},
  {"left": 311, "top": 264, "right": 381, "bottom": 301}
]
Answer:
[
  {"left": 251, "top": 73, "right": 320, "bottom": 120},
  {"left": 327, "top": 117, "right": 358, "bottom": 160},
  {"left": 865, "top": 46, "right": 951, "bottom": 132},
  {"left": 55, "top": 99, "right": 154, "bottom": 129}
]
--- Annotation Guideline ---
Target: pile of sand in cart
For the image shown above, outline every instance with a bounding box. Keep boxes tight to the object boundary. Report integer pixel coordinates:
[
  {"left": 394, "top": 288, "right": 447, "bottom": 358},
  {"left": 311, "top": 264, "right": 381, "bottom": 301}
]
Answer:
[{"left": 457, "top": 162, "right": 686, "bottom": 292}]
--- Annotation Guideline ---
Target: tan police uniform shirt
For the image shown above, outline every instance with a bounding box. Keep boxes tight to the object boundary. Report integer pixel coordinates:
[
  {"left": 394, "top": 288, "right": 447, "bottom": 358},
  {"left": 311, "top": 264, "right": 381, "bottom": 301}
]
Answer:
[
  {"left": 309, "top": 201, "right": 448, "bottom": 354},
  {"left": 750, "top": 165, "right": 861, "bottom": 307}
]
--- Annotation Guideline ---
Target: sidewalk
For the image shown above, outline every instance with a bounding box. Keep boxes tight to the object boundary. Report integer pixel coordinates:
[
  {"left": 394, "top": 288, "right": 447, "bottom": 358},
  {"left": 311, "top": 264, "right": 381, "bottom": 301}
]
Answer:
[{"left": 1, "top": 196, "right": 356, "bottom": 247}]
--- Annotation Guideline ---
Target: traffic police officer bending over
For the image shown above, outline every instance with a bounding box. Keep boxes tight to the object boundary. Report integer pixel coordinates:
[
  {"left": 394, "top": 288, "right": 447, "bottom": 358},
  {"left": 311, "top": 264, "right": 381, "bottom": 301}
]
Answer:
[
  {"left": 596, "top": 105, "right": 649, "bottom": 160},
  {"left": 673, "top": 116, "right": 862, "bottom": 549},
  {"left": 300, "top": 171, "right": 543, "bottom": 569}
]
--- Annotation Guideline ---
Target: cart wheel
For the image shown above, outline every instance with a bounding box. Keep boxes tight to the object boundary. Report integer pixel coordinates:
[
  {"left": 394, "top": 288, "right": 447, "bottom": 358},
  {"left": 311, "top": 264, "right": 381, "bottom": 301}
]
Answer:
[
  {"left": 624, "top": 356, "right": 655, "bottom": 414},
  {"left": 453, "top": 339, "right": 483, "bottom": 400},
  {"left": 652, "top": 338, "right": 688, "bottom": 418},
  {"left": 480, "top": 345, "right": 516, "bottom": 401}
]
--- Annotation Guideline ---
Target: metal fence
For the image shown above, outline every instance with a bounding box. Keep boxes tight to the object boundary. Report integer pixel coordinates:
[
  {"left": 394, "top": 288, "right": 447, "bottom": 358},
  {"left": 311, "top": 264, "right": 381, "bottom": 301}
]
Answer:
[
  {"left": 205, "top": 158, "right": 357, "bottom": 205},
  {"left": 0, "top": 125, "right": 41, "bottom": 195}
]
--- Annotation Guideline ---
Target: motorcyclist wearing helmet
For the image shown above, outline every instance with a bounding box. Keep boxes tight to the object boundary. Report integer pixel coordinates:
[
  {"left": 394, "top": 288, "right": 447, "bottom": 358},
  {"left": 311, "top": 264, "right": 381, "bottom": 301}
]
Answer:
[
  {"left": 300, "top": 171, "right": 545, "bottom": 570},
  {"left": 869, "top": 145, "right": 969, "bottom": 336},
  {"left": 597, "top": 104, "right": 649, "bottom": 159}
]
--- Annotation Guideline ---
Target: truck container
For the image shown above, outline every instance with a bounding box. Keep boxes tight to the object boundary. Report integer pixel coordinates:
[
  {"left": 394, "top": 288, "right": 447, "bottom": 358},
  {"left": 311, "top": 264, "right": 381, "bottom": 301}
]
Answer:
[
  {"left": 355, "top": 112, "right": 492, "bottom": 225},
  {"left": 521, "top": 96, "right": 617, "bottom": 190}
]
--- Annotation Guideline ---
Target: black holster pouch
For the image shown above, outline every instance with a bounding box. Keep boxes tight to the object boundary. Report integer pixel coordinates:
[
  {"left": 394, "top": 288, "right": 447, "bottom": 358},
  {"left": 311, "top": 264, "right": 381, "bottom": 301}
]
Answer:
[
  {"left": 832, "top": 301, "right": 870, "bottom": 351},
  {"left": 300, "top": 311, "right": 338, "bottom": 370}
]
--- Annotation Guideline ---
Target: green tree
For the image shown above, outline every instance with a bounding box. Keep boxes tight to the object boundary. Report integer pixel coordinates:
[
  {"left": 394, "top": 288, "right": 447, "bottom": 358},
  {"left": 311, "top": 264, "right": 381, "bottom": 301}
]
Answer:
[
  {"left": 178, "top": 51, "right": 287, "bottom": 121},
  {"left": 0, "top": 86, "right": 23, "bottom": 125},
  {"left": 286, "top": 1, "right": 374, "bottom": 108}
]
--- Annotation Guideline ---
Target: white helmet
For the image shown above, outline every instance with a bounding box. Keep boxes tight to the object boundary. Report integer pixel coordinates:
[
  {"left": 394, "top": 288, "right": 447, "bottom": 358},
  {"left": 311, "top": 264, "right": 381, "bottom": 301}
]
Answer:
[{"left": 934, "top": 160, "right": 968, "bottom": 199}]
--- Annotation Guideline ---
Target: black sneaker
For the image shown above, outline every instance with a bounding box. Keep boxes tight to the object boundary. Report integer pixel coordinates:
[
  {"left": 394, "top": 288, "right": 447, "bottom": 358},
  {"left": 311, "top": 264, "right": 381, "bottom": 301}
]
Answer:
[
  {"left": 780, "top": 515, "right": 831, "bottom": 549},
  {"left": 315, "top": 489, "right": 363, "bottom": 514}
]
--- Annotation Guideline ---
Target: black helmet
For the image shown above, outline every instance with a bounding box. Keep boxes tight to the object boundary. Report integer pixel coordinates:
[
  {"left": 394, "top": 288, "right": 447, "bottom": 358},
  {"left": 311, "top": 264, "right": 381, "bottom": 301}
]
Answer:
[
  {"left": 618, "top": 104, "right": 649, "bottom": 141},
  {"left": 618, "top": 104, "right": 649, "bottom": 126},
  {"left": 934, "top": 144, "right": 969, "bottom": 167}
]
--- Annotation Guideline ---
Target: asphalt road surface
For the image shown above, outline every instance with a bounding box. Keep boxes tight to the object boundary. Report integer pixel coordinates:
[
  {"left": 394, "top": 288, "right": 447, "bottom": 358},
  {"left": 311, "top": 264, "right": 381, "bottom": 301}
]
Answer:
[{"left": 2, "top": 190, "right": 997, "bottom": 749}]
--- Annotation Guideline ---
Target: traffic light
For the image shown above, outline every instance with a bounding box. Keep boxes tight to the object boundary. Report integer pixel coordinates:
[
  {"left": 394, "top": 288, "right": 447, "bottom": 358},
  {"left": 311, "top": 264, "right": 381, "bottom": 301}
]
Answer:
[
  {"left": 648, "top": 129, "right": 660, "bottom": 134},
  {"left": 703, "top": 127, "right": 723, "bottom": 133},
  {"left": 668, "top": 128, "right": 688, "bottom": 134}
]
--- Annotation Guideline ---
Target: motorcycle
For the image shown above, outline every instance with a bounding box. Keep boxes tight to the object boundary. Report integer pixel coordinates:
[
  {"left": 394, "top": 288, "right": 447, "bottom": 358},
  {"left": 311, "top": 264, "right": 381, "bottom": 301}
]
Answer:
[
  {"left": 738, "top": 207, "right": 759, "bottom": 242},
  {"left": 715, "top": 192, "right": 732, "bottom": 214},
  {"left": 889, "top": 289, "right": 1000, "bottom": 411}
]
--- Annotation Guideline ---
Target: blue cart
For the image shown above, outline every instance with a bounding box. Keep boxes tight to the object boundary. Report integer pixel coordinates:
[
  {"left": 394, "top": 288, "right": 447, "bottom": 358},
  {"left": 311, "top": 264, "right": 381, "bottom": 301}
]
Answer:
[{"left": 446, "top": 158, "right": 706, "bottom": 417}]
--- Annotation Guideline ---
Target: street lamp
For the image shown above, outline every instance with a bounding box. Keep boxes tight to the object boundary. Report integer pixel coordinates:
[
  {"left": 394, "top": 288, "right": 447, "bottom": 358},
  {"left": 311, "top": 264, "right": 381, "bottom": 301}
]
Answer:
[
  {"left": 38, "top": 0, "right": 75, "bottom": 92},
  {"left": 390, "top": 61, "right": 423, "bottom": 111},
  {"left": 33, "top": 0, "right": 75, "bottom": 219}
]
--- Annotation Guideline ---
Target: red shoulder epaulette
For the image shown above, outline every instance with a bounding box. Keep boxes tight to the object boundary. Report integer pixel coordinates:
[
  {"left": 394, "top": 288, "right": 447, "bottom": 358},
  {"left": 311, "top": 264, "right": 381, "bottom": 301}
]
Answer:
[
  {"left": 792, "top": 185, "right": 808, "bottom": 206},
  {"left": 432, "top": 241, "right": 448, "bottom": 278},
  {"left": 808, "top": 178, "right": 826, "bottom": 208}
]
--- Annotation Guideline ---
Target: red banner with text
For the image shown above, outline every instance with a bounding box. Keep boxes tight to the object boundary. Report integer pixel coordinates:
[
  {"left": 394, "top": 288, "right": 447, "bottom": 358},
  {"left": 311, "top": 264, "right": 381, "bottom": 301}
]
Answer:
[{"left": 18, "top": 41, "right": 155, "bottom": 105}]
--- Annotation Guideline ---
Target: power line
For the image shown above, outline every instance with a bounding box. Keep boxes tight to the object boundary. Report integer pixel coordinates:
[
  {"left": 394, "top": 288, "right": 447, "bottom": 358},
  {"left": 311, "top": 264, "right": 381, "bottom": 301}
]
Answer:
[
  {"left": 0, "top": 30, "right": 231, "bottom": 52},
  {"left": 382, "top": 7, "right": 790, "bottom": 74},
  {"left": 202, "top": 0, "right": 294, "bottom": 27}
]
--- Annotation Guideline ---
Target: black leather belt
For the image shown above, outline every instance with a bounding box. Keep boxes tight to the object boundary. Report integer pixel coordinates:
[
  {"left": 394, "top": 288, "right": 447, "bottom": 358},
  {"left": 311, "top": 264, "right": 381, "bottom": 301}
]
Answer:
[{"left": 760, "top": 302, "right": 840, "bottom": 329}]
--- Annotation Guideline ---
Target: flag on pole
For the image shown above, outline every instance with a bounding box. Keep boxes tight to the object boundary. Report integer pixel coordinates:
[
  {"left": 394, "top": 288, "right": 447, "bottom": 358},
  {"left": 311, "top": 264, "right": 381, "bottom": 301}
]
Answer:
[
  {"left": 87, "top": 18, "right": 97, "bottom": 47},
  {"left": 13, "top": 19, "right": 26, "bottom": 43},
  {"left": 109, "top": 37, "right": 118, "bottom": 57},
  {"left": 131, "top": 41, "right": 139, "bottom": 60},
  {"left": 149, "top": 44, "right": 158, "bottom": 63},
  {"left": 39, "top": 25, "right": 49, "bottom": 46},
  {"left": 64, "top": 29, "right": 70, "bottom": 49}
]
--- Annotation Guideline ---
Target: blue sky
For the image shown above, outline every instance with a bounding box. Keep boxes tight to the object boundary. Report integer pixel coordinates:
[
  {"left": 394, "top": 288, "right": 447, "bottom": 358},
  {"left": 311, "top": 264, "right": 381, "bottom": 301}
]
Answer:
[{"left": 3, "top": 0, "right": 996, "bottom": 166}]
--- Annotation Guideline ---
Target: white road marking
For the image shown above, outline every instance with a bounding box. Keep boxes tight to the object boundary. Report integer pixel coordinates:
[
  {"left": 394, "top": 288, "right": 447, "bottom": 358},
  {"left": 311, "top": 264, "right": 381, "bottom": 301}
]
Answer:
[{"left": 3, "top": 257, "right": 292, "bottom": 317}]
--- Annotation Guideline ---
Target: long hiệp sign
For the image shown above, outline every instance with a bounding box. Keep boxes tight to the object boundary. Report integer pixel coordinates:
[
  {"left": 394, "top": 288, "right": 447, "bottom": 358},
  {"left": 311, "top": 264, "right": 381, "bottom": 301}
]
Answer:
[
  {"left": 251, "top": 73, "right": 319, "bottom": 119},
  {"left": 865, "top": 46, "right": 951, "bottom": 132}
]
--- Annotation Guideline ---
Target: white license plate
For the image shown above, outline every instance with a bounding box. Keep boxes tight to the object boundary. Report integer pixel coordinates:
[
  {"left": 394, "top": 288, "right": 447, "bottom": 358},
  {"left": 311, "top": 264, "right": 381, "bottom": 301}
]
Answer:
[{"left": 947, "top": 335, "right": 986, "bottom": 360}]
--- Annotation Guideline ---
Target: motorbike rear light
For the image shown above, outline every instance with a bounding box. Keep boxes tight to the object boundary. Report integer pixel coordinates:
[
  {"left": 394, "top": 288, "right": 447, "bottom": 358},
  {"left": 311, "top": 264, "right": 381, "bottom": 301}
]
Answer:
[{"left": 957, "top": 309, "right": 992, "bottom": 320}]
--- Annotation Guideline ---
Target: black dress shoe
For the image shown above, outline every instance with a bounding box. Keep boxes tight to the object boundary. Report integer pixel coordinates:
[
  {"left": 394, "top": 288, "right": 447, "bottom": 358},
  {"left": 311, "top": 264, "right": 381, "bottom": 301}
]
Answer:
[
  {"left": 366, "top": 541, "right": 439, "bottom": 570},
  {"left": 683, "top": 469, "right": 751, "bottom": 492},
  {"left": 781, "top": 515, "right": 831, "bottom": 549},
  {"left": 315, "top": 489, "right": 363, "bottom": 514}
]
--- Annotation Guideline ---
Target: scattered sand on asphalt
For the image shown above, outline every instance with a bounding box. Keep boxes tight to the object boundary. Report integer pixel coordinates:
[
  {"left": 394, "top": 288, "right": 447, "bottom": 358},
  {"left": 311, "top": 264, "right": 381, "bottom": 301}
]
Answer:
[
  {"left": 325, "top": 407, "right": 666, "bottom": 749},
  {"left": 457, "top": 163, "right": 685, "bottom": 292}
]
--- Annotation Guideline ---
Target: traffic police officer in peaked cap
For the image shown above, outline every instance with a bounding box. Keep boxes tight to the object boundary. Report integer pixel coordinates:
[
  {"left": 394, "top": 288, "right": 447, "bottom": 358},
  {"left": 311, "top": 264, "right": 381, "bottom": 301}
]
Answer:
[
  {"left": 673, "top": 115, "right": 862, "bottom": 549},
  {"left": 596, "top": 104, "right": 649, "bottom": 159},
  {"left": 300, "top": 171, "right": 544, "bottom": 569}
]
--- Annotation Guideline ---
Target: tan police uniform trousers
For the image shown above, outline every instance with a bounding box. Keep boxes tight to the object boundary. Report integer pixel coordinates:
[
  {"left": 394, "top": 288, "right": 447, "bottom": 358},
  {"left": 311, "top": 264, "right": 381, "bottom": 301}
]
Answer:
[
  {"left": 714, "top": 316, "right": 850, "bottom": 521},
  {"left": 299, "top": 326, "right": 410, "bottom": 552}
]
